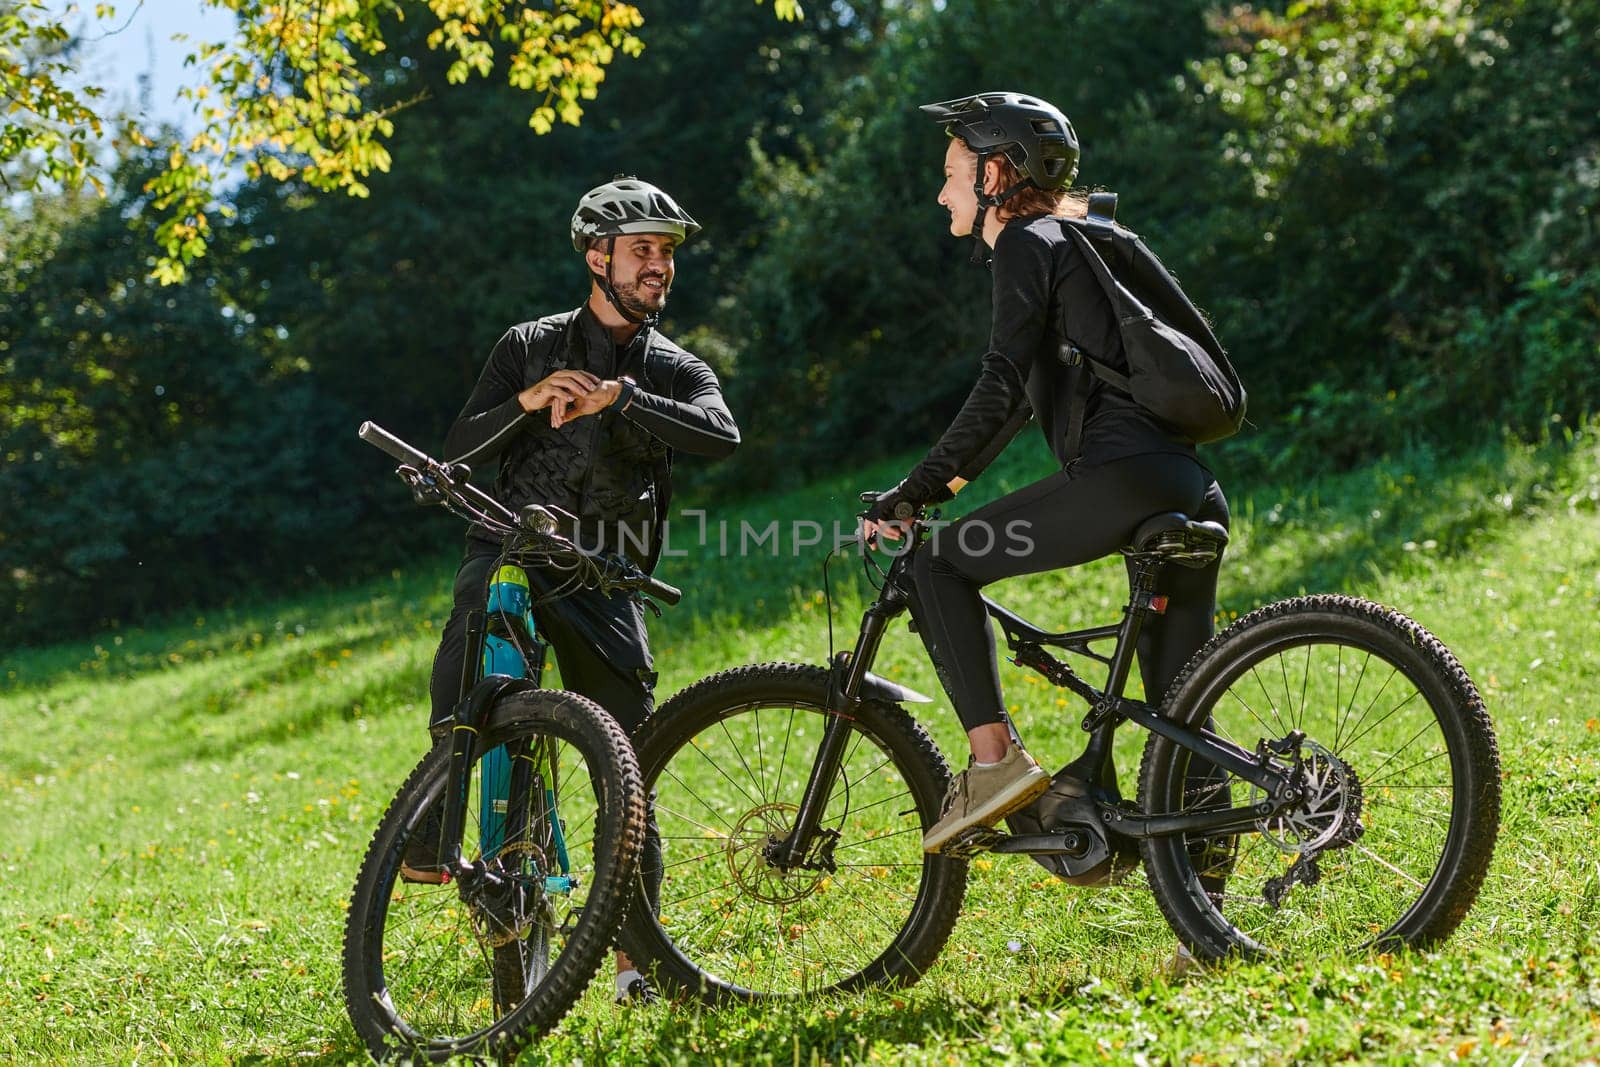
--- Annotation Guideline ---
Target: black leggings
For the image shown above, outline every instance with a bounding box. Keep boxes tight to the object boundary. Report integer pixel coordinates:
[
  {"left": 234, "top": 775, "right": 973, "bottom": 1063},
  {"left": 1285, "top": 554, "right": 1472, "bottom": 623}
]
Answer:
[{"left": 907, "top": 452, "right": 1229, "bottom": 734}]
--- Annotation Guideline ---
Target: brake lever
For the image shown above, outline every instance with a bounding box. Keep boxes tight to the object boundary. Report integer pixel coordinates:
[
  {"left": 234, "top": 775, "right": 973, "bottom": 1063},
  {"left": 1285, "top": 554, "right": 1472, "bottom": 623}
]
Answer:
[{"left": 397, "top": 464, "right": 447, "bottom": 506}]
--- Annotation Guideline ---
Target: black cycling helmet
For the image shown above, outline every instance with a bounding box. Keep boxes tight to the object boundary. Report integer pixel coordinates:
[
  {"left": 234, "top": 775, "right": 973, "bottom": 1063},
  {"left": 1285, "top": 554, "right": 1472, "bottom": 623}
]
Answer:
[
  {"left": 570, "top": 177, "right": 700, "bottom": 252},
  {"left": 921, "top": 92, "right": 1079, "bottom": 263},
  {"left": 920, "top": 91, "right": 1080, "bottom": 189},
  {"left": 572, "top": 177, "right": 699, "bottom": 325}
]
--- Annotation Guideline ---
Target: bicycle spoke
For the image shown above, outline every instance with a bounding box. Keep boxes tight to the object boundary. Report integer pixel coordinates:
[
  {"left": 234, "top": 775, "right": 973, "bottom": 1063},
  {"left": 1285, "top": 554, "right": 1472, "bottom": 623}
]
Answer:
[
  {"left": 643, "top": 690, "right": 952, "bottom": 997},
  {"left": 833, "top": 789, "right": 916, "bottom": 818},
  {"left": 1362, "top": 793, "right": 1450, "bottom": 826},
  {"left": 1294, "top": 642, "right": 1312, "bottom": 733},
  {"left": 720, "top": 717, "right": 769, "bottom": 806},
  {"left": 684, "top": 740, "right": 766, "bottom": 812},
  {"left": 655, "top": 799, "right": 735, "bottom": 839},
  {"left": 1332, "top": 650, "right": 1373, "bottom": 752},
  {"left": 1364, "top": 747, "right": 1451, "bottom": 790},
  {"left": 831, "top": 825, "right": 921, "bottom": 851},
  {"left": 661, "top": 766, "right": 741, "bottom": 833},
  {"left": 1354, "top": 712, "right": 1438, "bottom": 784},
  {"left": 1335, "top": 665, "right": 1402, "bottom": 752},
  {"left": 772, "top": 707, "right": 797, "bottom": 813},
  {"left": 1352, "top": 843, "right": 1426, "bottom": 890},
  {"left": 1230, "top": 683, "right": 1283, "bottom": 743}
]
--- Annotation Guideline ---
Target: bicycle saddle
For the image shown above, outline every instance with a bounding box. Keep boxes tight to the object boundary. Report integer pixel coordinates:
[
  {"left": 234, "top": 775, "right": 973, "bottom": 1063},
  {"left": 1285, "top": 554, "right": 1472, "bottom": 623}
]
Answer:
[{"left": 1125, "top": 511, "right": 1229, "bottom": 568}]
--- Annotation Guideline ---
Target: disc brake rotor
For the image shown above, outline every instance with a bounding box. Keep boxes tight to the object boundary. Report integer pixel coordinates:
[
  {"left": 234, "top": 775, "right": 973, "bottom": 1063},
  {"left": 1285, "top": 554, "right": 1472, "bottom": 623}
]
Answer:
[
  {"left": 726, "top": 802, "right": 829, "bottom": 906},
  {"left": 471, "top": 840, "right": 549, "bottom": 948},
  {"left": 1250, "top": 739, "right": 1363, "bottom": 854}
]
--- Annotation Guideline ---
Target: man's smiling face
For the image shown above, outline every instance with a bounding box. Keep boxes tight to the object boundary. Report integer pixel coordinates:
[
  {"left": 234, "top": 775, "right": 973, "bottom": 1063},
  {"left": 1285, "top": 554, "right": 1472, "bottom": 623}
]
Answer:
[{"left": 590, "top": 233, "right": 678, "bottom": 318}]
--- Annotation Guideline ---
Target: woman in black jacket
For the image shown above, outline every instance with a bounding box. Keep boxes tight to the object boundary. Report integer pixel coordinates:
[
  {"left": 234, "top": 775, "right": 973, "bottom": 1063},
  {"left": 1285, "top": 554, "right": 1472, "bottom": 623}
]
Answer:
[{"left": 861, "top": 92, "right": 1229, "bottom": 854}]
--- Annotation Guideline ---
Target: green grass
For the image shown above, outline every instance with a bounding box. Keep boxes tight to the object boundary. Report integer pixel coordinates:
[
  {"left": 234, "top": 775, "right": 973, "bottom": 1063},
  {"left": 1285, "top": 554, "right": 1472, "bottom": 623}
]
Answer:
[{"left": 3, "top": 429, "right": 1600, "bottom": 1064}]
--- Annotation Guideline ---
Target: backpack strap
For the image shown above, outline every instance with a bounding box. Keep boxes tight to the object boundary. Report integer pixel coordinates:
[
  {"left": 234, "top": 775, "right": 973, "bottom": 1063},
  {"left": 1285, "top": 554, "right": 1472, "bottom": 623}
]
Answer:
[
  {"left": 1062, "top": 345, "right": 1089, "bottom": 464},
  {"left": 1058, "top": 195, "right": 1138, "bottom": 460},
  {"left": 522, "top": 311, "right": 576, "bottom": 383},
  {"left": 1084, "top": 191, "right": 1118, "bottom": 239},
  {"left": 1059, "top": 217, "right": 1146, "bottom": 390}
]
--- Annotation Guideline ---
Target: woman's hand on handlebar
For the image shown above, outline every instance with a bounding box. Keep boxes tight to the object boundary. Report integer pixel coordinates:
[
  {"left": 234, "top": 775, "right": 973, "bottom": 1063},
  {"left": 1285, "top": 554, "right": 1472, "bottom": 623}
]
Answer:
[
  {"left": 859, "top": 477, "right": 961, "bottom": 547},
  {"left": 859, "top": 485, "right": 917, "bottom": 547}
]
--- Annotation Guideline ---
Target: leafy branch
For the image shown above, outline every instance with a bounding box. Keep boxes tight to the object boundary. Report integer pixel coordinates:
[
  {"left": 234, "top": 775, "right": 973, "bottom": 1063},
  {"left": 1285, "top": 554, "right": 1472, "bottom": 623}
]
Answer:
[{"left": 2, "top": 0, "right": 803, "bottom": 282}]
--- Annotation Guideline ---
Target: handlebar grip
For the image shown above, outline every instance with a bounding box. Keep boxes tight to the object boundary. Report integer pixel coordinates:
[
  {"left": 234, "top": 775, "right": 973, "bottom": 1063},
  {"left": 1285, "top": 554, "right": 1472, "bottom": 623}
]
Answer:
[
  {"left": 358, "top": 421, "right": 432, "bottom": 469},
  {"left": 641, "top": 575, "right": 683, "bottom": 607}
]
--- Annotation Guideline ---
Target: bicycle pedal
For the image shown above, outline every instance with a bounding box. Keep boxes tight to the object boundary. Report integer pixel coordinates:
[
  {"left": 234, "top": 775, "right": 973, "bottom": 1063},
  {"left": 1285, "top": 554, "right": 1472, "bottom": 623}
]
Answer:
[{"left": 943, "top": 826, "right": 1008, "bottom": 858}]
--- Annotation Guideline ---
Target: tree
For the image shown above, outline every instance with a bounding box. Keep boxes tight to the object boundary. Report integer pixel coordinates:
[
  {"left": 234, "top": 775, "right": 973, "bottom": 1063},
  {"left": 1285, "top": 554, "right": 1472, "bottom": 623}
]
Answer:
[
  {"left": 0, "top": 0, "right": 801, "bottom": 282},
  {"left": 0, "top": 0, "right": 848, "bottom": 645},
  {"left": 0, "top": 1, "right": 149, "bottom": 196}
]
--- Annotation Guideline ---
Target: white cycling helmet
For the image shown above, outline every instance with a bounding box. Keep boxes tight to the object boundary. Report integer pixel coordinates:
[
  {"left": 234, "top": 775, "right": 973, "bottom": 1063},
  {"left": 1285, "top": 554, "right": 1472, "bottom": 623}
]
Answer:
[{"left": 570, "top": 177, "right": 700, "bottom": 252}]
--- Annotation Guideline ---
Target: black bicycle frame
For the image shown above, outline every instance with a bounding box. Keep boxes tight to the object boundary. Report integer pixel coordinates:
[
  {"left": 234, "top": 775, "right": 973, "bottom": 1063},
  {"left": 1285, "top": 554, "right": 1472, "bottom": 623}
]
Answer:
[{"left": 770, "top": 537, "right": 1300, "bottom": 867}]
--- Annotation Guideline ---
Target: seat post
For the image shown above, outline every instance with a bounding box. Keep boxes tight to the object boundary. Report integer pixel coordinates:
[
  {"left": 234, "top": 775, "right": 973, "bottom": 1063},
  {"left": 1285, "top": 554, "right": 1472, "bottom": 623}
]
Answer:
[{"left": 1098, "top": 556, "right": 1166, "bottom": 708}]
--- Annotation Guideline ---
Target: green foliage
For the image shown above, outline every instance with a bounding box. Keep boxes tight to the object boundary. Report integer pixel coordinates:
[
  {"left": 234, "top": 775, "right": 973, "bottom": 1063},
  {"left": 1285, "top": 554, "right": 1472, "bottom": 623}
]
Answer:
[
  {"left": 0, "top": 147, "right": 377, "bottom": 644},
  {"left": 4, "top": 0, "right": 1599, "bottom": 640},
  {"left": 1184, "top": 0, "right": 1600, "bottom": 455},
  {"left": 1, "top": 0, "right": 797, "bottom": 282},
  {"left": 0, "top": 0, "right": 148, "bottom": 197}
]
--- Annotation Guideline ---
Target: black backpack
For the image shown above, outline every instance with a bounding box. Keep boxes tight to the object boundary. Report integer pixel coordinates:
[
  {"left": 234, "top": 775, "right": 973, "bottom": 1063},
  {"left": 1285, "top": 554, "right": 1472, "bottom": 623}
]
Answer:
[{"left": 1057, "top": 193, "right": 1246, "bottom": 456}]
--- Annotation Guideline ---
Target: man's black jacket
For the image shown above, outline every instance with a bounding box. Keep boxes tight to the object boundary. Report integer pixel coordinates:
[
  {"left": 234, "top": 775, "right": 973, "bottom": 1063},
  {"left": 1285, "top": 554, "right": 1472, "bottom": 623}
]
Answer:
[{"left": 443, "top": 306, "right": 739, "bottom": 570}]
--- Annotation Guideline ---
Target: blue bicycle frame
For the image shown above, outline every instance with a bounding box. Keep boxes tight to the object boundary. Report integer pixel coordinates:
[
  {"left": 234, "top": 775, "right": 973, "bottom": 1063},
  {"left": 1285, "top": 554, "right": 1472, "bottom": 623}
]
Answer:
[{"left": 479, "top": 565, "right": 572, "bottom": 890}]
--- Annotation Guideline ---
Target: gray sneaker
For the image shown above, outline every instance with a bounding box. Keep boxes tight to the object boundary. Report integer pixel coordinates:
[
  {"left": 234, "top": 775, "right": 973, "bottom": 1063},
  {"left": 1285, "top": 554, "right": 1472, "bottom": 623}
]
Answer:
[{"left": 923, "top": 745, "right": 1050, "bottom": 854}]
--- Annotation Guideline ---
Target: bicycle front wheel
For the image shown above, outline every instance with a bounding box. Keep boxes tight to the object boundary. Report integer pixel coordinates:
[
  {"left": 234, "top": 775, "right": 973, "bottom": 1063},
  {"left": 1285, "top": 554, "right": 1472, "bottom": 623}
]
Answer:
[
  {"left": 1138, "top": 595, "right": 1501, "bottom": 960},
  {"left": 343, "top": 689, "right": 643, "bottom": 1062},
  {"left": 620, "top": 663, "right": 968, "bottom": 1002}
]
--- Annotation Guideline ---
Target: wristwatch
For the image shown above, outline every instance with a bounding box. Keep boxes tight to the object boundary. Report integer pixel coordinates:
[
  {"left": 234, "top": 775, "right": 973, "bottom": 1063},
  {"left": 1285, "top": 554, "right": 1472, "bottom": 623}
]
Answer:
[{"left": 610, "top": 375, "right": 637, "bottom": 412}]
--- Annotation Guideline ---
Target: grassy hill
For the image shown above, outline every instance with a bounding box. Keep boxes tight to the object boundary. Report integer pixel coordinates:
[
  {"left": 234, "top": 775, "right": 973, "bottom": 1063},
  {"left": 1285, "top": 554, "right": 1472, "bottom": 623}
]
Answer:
[{"left": 3, "top": 430, "right": 1598, "bottom": 1064}]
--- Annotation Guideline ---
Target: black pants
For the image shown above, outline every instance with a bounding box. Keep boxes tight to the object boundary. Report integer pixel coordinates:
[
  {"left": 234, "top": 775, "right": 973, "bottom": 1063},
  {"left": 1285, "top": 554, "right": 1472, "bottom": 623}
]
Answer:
[
  {"left": 907, "top": 452, "right": 1229, "bottom": 734},
  {"left": 431, "top": 541, "right": 663, "bottom": 911}
]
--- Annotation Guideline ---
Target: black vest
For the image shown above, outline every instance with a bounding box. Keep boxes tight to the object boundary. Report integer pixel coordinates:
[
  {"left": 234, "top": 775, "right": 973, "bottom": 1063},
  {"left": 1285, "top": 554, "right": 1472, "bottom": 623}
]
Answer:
[{"left": 492, "top": 309, "right": 673, "bottom": 566}]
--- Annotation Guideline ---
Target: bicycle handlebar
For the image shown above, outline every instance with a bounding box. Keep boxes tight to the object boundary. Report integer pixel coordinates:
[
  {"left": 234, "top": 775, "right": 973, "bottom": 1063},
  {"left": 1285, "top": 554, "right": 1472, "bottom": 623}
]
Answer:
[
  {"left": 640, "top": 574, "right": 682, "bottom": 607},
  {"left": 358, "top": 421, "right": 430, "bottom": 469},
  {"left": 358, "top": 420, "right": 680, "bottom": 607}
]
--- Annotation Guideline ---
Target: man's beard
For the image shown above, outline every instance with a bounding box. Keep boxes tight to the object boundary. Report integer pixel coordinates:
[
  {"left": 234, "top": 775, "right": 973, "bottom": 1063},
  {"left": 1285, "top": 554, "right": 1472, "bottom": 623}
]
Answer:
[{"left": 612, "top": 272, "right": 669, "bottom": 318}]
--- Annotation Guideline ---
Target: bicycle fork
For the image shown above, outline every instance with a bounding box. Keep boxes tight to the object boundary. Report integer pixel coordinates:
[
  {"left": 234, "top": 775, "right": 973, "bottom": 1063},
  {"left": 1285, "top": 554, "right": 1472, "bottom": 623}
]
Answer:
[
  {"left": 435, "top": 566, "right": 575, "bottom": 894},
  {"left": 767, "top": 582, "right": 907, "bottom": 871}
]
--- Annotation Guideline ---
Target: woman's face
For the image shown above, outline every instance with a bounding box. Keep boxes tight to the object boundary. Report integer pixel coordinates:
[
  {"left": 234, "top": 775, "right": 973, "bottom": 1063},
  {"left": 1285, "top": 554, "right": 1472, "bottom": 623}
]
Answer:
[{"left": 937, "top": 138, "right": 999, "bottom": 237}]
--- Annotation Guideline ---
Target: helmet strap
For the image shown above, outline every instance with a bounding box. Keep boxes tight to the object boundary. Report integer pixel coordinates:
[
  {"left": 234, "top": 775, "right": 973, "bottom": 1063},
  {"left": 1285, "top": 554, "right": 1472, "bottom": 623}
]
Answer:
[
  {"left": 596, "top": 236, "right": 661, "bottom": 329},
  {"left": 969, "top": 150, "right": 1035, "bottom": 267}
]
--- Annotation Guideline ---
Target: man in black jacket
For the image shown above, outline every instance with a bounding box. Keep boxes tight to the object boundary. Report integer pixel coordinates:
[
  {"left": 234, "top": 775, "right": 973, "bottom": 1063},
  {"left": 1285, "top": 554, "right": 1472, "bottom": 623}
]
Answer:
[{"left": 423, "top": 178, "right": 739, "bottom": 1002}]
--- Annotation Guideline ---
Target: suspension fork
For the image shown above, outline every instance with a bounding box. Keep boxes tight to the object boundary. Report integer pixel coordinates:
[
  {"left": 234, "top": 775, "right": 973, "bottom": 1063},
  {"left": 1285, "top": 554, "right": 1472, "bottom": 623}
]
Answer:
[{"left": 768, "top": 587, "right": 905, "bottom": 870}]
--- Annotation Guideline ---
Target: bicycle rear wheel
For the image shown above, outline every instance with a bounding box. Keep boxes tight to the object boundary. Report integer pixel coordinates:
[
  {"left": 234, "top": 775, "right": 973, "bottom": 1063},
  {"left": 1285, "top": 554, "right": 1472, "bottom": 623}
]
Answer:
[
  {"left": 343, "top": 689, "right": 643, "bottom": 1062},
  {"left": 1138, "top": 595, "right": 1500, "bottom": 959},
  {"left": 619, "top": 663, "right": 968, "bottom": 1002}
]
